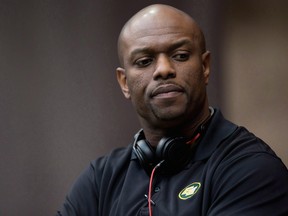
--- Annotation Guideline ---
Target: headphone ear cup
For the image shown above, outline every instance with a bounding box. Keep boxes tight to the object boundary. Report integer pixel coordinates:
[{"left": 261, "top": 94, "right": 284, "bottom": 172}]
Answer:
[
  {"left": 133, "top": 139, "right": 155, "bottom": 169},
  {"left": 156, "top": 137, "right": 188, "bottom": 160},
  {"left": 156, "top": 137, "right": 192, "bottom": 173}
]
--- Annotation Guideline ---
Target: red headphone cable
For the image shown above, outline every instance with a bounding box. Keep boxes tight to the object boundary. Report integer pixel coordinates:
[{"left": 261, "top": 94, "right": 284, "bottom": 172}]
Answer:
[
  {"left": 186, "top": 132, "right": 200, "bottom": 145},
  {"left": 148, "top": 160, "right": 164, "bottom": 216},
  {"left": 148, "top": 133, "right": 200, "bottom": 216}
]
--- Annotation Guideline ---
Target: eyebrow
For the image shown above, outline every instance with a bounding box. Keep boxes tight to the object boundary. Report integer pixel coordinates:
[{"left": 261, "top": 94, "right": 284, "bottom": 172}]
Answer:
[
  {"left": 129, "top": 38, "right": 194, "bottom": 58},
  {"left": 168, "top": 38, "right": 194, "bottom": 51}
]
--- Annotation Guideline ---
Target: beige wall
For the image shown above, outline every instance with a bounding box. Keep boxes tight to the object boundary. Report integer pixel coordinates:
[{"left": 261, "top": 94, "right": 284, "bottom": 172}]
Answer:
[{"left": 222, "top": 1, "right": 288, "bottom": 166}]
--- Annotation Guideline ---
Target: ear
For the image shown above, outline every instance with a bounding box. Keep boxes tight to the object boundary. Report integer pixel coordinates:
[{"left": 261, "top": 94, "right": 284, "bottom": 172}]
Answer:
[
  {"left": 116, "top": 67, "right": 131, "bottom": 99},
  {"left": 201, "top": 51, "right": 211, "bottom": 85}
]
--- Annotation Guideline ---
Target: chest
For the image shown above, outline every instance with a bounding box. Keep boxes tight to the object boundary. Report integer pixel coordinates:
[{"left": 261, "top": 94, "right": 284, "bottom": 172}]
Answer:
[{"left": 101, "top": 160, "right": 211, "bottom": 216}]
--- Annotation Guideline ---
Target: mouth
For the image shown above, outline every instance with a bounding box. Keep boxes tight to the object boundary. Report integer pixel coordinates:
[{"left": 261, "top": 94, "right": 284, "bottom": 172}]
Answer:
[{"left": 151, "top": 84, "right": 184, "bottom": 99}]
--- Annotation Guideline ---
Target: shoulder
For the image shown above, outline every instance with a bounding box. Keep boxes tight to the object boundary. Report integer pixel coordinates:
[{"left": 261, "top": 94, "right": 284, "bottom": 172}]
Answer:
[
  {"left": 213, "top": 130, "right": 288, "bottom": 181},
  {"left": 73, "top": 144, "right": 133, "bottom": 189},
  {"left": 207, "top": 127, "right": 288, "bottom": 215},
  {"left": 90, "top": 144, "right": 133, "bottom": 175},
  {"left": 218, "top": 126, "right": 280, "bottom": 162},
  {"left": 210, "top": 127, "right": 288, "bottom": 215},
  {"left": 211, "top": 125, "right": 287, "bottom": 178},
  {"left": 58, "top": 145, "right": 133, "bottom": 215}
]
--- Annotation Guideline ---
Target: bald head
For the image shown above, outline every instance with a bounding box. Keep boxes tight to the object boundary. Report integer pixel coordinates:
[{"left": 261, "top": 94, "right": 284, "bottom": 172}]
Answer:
[{"left": 117, "top": 4, "right": 206, "bottom": 66}]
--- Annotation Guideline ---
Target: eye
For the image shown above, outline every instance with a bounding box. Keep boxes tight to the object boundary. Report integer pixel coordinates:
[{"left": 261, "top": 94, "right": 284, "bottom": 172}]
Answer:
[
  {"left": 134, "top": 57, "right": 153, "bottom": 68},
  {"left": 173, "top": 52, "right": 190, "bottom": 61}
]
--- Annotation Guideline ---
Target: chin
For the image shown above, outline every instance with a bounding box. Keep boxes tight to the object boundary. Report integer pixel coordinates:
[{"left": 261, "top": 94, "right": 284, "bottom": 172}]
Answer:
[{"left": 154, "top": 109, "right": 187, "bottom": 122}]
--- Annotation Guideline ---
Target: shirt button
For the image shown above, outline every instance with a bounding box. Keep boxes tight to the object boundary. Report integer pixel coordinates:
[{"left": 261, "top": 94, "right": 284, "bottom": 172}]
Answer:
[{"left": 154, "top": 186, "right": 160, "bottom": 193}]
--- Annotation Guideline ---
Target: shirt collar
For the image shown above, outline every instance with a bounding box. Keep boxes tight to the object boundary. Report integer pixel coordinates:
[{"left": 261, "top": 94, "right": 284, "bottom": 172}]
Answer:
[
  {"left": 130, "top": 109, "right": 238, "bottom": 162},
  {"left": 192, "top": 108, "right": 238, "bottom": 161}
]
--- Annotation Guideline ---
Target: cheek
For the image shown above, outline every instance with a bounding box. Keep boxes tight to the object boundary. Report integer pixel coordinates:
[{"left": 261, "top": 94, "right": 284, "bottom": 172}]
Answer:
[
  {"left": 126, "top": 73, "right": 148, "bottom": 99},
  {"left": 188, "top": 58, "right": 206, "bottom": 78},
  {"left": 181, "top": 65, "right": 206, "bottom": 95},
  {"left": 180, "top": 64, "right": 202, "bottom": 83}
]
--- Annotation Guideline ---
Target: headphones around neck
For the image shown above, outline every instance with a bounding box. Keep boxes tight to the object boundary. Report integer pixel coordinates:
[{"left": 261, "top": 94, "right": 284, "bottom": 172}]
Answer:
[
  {"left": 132, "top": 107, "right": 214, "bottom": 175},
  {"left": 133, "top": 130, "right": 200, "bottom": 175}
]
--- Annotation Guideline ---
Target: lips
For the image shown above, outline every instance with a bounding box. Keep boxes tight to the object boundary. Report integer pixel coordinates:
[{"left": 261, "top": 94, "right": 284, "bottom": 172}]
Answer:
[{"left": 151, "top": 84, "right": 184, "bottom": 98}]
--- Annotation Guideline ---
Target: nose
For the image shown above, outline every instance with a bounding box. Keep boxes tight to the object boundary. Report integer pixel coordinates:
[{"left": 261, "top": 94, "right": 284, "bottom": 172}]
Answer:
[{"left": 153, "top": 54, "right": 176, "bottom": 80}]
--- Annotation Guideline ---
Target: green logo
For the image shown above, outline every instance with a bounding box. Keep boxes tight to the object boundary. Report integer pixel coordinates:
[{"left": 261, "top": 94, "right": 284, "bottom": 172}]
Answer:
[{"left": 178, "top": 182, "right": 201, "bottom": 200}]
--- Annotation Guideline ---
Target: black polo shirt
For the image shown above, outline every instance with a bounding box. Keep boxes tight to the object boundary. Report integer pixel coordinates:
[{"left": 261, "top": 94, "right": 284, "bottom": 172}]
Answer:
[{"left": 57, "top": 109, "right": 288, "bottom": 215}]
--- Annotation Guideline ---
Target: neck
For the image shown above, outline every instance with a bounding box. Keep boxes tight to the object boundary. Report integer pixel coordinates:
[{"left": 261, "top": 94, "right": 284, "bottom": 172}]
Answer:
[{"left": 141, "top": 106, "right": 212, "bottom": 147}]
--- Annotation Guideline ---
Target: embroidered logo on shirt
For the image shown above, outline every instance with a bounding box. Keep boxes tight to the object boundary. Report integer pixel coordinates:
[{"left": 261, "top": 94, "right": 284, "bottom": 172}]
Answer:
[{"left": 178, "top": 182, "right": 201, "bottom": 200}]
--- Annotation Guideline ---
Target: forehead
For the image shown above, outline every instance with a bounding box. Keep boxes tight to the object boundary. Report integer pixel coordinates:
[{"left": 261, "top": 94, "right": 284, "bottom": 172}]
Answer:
[
  {"left": 121, "top": 26, "right": 201, "bottom": 61},
  {"left": 118, "top": 6, "right": 203, "bottom": 64}
]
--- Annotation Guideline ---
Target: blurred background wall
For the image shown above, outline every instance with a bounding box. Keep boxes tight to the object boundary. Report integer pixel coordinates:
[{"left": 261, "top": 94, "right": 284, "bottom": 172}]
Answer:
[
  {"left": 221, "top": 0, "right": 288, "bottom": 170},
  {"left": 0, "top": 1, "right": 287, "bottom": 215}
]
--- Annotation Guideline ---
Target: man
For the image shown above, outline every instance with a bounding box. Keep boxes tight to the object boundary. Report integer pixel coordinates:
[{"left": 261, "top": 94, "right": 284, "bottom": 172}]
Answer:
[{"left": 57, "top": 4, "right": 288, "bottom": 216}]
